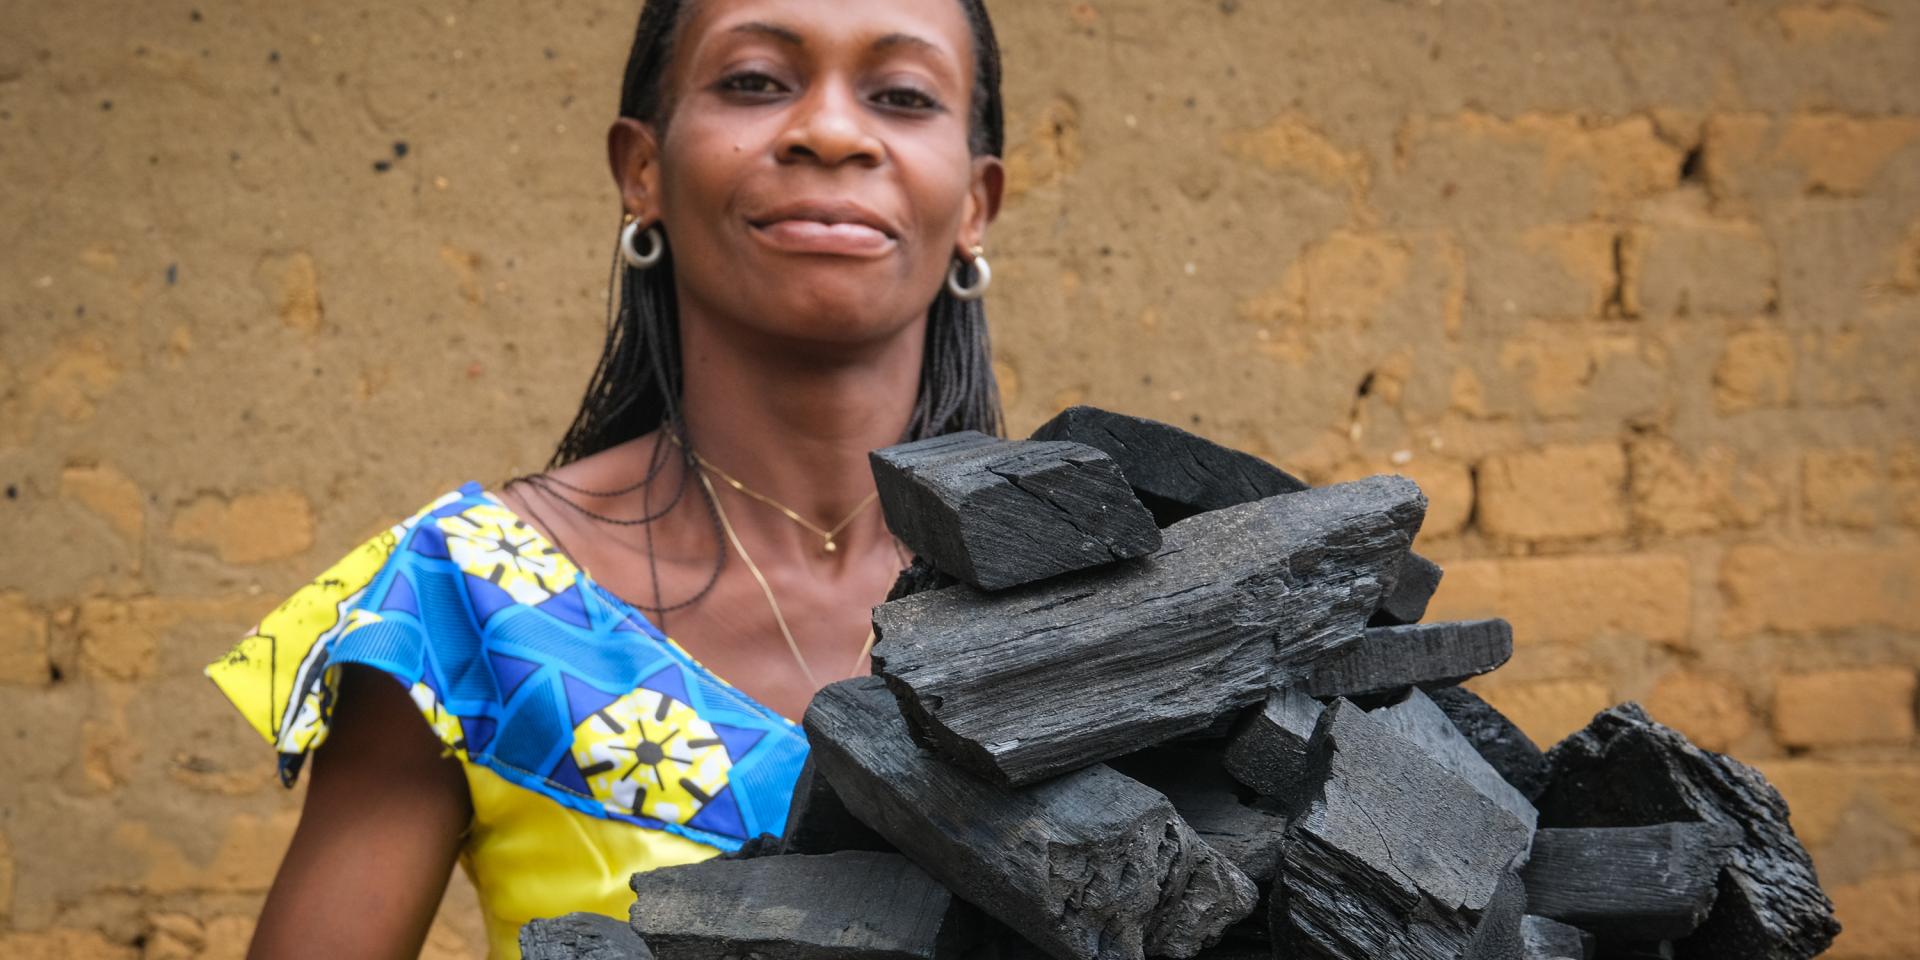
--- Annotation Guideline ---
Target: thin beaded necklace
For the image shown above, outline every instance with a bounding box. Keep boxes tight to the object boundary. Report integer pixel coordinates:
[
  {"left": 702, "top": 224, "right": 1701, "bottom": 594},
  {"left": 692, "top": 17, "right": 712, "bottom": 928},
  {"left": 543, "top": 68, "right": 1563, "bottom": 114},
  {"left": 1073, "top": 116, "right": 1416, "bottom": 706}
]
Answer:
[{"left": 666, "top": 432, "right": 880, "bottom": 555}]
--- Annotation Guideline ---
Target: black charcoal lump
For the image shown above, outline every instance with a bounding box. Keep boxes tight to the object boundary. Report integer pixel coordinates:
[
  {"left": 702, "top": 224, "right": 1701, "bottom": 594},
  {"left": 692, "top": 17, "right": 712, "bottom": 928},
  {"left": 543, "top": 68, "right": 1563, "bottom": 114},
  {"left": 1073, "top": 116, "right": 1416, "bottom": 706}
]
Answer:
[
  {"left": 1221, "top": 686, "right": 1324, "bottom": 812},
  {"left": 520, "top": 913, "right": 655, "bottom": 960},
  {"left": 872, "top": 475, "right": 1426, "bottom": 786},
  {"left": 1519, "top": 915, "right": 1594, "bottom": 960},
  {"left": 1370, "top": 686, "right": 1538, "bottom": 828},
  {"left": 1428, "top": 685, "right": 1551, "bottom": 801},
  {"left": 1305, "top": 618, "right": 1513, "bottom": 702},
  {"left": 1520, "top": 823, "right": 1741, "bottom": 941},
  {"left": 1536, "top": 704, "right": 1839, "bottom": 960},
  {"left": 870, "top": 432, "right": 1162, "bottom": 591},
  {"left": 628, "top": 851, "right": 981, "bottom": 959},
  {"left": 1029, "top": 405, "right": 1308, "bottom": 526},
  {"left": 805, "top": 677, "right": 1258, "bottom": 960},
  {"left": 1275, "top": 699, "right": 1537, "bottom": 960}
]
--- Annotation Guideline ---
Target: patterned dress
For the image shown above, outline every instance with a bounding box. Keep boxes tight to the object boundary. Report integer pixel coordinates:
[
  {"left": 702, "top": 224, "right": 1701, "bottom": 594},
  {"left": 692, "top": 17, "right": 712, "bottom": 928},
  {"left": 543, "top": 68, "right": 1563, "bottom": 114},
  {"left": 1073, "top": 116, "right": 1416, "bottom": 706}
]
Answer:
[{"left": 206, "top": 483, "right": 810, "bottom": 958}]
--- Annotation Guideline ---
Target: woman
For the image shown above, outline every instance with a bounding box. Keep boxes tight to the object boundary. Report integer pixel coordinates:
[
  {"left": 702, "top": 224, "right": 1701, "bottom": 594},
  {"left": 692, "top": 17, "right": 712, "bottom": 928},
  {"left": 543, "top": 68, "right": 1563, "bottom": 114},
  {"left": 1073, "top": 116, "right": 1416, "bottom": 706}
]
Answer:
[{"left": 206, "top": 0, "right": 1007, "bottom": 956}]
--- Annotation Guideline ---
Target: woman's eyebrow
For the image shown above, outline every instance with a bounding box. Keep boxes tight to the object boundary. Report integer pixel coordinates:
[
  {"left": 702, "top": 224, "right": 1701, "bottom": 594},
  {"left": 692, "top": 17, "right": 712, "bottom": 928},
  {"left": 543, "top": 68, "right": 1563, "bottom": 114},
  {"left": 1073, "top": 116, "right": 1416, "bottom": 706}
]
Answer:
[{"left": 726, "top": 21, "right": 805, "bottom": 47}]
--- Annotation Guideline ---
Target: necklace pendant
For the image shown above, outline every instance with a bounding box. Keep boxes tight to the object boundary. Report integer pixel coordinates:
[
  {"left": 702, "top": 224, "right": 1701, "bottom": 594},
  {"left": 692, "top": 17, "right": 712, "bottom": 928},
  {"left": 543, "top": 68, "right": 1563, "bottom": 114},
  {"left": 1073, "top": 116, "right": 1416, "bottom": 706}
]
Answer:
[{"left": 823, "top": 539, "right": 838, "bottom": 554}]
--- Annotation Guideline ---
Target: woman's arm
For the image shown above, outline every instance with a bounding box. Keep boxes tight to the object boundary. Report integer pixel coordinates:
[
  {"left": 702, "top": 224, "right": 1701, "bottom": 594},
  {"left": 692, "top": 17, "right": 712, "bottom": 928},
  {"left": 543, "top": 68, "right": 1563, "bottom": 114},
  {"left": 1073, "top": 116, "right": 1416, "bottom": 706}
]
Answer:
[{"left": 248, "top": 665, "right": 473, "bottom": 960}]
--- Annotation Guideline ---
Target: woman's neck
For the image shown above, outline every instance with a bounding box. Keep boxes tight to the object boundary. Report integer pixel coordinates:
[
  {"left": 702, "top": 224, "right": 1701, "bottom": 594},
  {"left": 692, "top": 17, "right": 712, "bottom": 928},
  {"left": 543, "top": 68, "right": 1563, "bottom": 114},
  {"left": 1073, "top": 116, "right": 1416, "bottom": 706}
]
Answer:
[{"left": 672, "top": 306, "right": 926, "bottom": 565}]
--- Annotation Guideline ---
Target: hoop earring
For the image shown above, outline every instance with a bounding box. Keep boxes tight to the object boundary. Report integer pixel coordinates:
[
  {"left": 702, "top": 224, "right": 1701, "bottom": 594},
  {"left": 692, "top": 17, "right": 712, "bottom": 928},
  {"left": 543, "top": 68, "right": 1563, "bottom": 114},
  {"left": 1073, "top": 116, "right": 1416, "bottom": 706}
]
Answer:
[
  {"left": 946, "top": 247, "right": 991, "bottom": 301},
  {"left": 621, "top": 219, "right": 666, "bottom": 270}
]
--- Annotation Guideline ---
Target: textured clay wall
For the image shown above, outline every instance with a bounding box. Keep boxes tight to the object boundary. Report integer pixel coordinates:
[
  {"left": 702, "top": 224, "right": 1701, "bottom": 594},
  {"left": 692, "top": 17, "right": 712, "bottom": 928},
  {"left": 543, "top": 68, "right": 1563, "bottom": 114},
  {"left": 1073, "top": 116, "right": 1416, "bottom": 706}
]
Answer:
[{"left": 2, "top": 0, "right": 1917, "bottom": 956}]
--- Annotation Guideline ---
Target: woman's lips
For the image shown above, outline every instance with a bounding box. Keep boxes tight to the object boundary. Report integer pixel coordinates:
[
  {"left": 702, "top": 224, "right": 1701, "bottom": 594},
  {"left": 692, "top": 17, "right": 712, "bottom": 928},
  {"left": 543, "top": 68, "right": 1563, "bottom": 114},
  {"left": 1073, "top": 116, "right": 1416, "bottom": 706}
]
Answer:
[{"left": 751, "top": 219, "right": 897, "bottom": 258}]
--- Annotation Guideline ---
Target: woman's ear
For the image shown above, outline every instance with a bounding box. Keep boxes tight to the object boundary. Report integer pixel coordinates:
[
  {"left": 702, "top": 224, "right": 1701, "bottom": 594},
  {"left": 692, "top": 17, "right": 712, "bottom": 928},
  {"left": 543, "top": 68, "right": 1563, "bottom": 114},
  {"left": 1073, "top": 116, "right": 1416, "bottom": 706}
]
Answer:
[
  {"left": 608, "top": 118, "right": 665, "bottom": 223},
  {"left": 957, "top": 155, "right": 1005, "bottom": 255}
]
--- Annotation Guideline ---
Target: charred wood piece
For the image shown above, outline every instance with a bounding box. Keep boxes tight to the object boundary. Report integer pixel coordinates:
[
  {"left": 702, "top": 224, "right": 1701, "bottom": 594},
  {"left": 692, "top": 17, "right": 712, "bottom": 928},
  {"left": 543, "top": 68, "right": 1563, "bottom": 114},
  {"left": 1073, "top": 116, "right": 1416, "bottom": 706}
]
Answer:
[
  {"left": 873, "top": 476, "right": 1426, "bottom": 786},
  {"left": 1274, "top": 699, "right": 1536, "bottom": 960},
  {"left": 1306, "top": 618, "right": 1513, "bottom": 701},
  {"left": 1536, "top": 704, "right": 1839, "bottom": 960},
  {"left": 870, "top": 432, "right": 1161, "bottom": 591},
  {"left": 1222, "top": 686, "right": 1324, "bottom": 813},
  {"left": 1371, "top": 686, "right": 1538, "bottom": 828},
  {"left": 520, "top": 913, "right": 655, "bottom": 960},
  {"left": 804, "top": 677, "right": 1258, "bottom": 960},
  {"left": 1110, "top": 744, "right": 1288, "bottom": 887},
  {"left": 1520, "top": 915, "right": 1595, "bottom": 960},
  {"left": 1028, "top": 405, "right": 1308, "bottom": 526},
  {"left": 779, "top": 755, "right": 892, "bottom": 855},
  {"left": 1369, "top": 552, "right": 1446, "bottom": 626},
  {"left": 887, "top": 555, "right": 959, "bottom": 602},
  {"left": 1521, "top": 824, "right": 1740, "bottom": 942},
  {"left": 1429, "top": 686, "right": 1551, "bottom": 801},
  {"left": 628, "top": 851, "right": 981, "bottom": 960}
]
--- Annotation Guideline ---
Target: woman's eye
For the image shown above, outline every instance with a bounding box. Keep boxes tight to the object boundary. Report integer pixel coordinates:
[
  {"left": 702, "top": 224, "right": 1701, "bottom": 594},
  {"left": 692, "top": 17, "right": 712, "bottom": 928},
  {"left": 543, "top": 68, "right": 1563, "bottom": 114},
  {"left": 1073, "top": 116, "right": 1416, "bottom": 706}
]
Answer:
[
  {"left": 874, "top": 87, "right": 940, "bottom": 111},
  {"left": 719, "top": 72, "right": 786, "bottom": 95}
]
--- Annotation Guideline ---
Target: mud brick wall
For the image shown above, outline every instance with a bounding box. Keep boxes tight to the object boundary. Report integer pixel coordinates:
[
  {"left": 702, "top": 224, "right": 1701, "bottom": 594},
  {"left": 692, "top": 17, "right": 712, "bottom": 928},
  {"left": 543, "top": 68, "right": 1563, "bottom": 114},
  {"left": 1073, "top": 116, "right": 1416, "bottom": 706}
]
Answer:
[{"left": 1, "top": 1, "right": 1915, "bottom": 957}]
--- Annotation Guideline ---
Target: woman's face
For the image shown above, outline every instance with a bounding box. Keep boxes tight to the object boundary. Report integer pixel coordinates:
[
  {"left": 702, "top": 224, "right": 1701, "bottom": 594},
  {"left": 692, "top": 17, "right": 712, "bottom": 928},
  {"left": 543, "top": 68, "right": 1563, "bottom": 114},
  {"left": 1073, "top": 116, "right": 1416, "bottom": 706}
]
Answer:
[{"left": 612, "top": 0, "right": 1002, "bottom": 353}]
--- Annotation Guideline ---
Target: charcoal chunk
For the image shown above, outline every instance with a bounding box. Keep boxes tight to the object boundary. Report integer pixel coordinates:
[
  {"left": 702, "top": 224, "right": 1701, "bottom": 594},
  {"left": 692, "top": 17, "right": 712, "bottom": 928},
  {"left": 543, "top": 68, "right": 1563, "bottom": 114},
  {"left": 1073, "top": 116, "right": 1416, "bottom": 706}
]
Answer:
[
  {"left": 871, "top": 432, "right": 1161, "bottom": 591},
  {"left": 1536, "top": 704, "right": 1839, "bottom": 960},
  {"left": 1521, "top": 824, "right": 1740, "bottom": 941},
  {"left": 1222, "top": 686, "right": 1324, "bottom": 812},
  {"left": 1369, "top": 552, "right": 1446, "bottom": 626},
  {"left": 1111, "top": 744, "right": 1288, "bottom": 886},
  {"left": 1029, "top": 405, "right": 1308, "bottom": 526},
  {"left": 805, "top": 677, "right": 1258, "bottom": 960},
  {"left": 1273, "top": 700, "right": 1536, "bottom": 960},
  {"left": 779, "top": 755, "right": 892, "bottom": 855},
  {"left": 1306, "top": 618, "right": 1513, "bottom": 701},
  {"left": 1429, "top": 686, "right": 1551, "bottom": 800},
  {"left": 1520, "top": 915, "right": 1594, "bottom": 960},
  {"left": 887, "top": 555, "right": 959, "bottom": 601},
  {"left": 628, "top": 851, "right": 981, "bottom": 959},
  {"left": 520, "top": 913, "right": 654, "bottom": 960},
  {"left": 1371, "top": 687, "right": 1538, "bottom": 828},
  {"left": 873, "top": 476, "right": 1425, "bottom": 786}
]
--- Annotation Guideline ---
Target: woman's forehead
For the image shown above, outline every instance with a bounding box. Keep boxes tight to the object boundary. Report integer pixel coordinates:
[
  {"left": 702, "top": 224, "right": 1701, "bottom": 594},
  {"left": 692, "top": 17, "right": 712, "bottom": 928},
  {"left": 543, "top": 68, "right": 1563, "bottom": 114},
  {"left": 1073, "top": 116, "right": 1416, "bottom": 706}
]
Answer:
[{"left": 677, "top": 0, "right": 975, "bottom": 65}]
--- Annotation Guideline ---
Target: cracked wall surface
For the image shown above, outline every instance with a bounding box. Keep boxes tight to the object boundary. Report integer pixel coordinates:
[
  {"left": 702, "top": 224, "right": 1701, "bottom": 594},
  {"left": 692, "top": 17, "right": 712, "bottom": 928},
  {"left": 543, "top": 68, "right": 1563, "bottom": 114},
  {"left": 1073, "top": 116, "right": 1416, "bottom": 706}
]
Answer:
[{"left": 2, "top": 0, "right": 1918, "bottom": 956}]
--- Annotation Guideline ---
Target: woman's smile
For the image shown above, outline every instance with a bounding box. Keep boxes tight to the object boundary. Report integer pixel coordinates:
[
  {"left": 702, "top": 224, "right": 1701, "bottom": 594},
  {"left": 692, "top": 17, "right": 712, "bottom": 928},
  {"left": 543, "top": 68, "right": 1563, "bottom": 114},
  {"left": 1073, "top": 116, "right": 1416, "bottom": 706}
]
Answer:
[{"left": 748, "top": 198, "right": 901, "bottom": 258}]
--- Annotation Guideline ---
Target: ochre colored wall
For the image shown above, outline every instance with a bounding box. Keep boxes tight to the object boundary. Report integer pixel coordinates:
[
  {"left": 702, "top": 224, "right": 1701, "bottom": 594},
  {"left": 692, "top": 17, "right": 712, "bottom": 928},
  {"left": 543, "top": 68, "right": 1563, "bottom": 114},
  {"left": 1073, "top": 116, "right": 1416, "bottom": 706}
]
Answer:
[{"left": 2, "top": 0, "right": 1917, "bottom": 956}]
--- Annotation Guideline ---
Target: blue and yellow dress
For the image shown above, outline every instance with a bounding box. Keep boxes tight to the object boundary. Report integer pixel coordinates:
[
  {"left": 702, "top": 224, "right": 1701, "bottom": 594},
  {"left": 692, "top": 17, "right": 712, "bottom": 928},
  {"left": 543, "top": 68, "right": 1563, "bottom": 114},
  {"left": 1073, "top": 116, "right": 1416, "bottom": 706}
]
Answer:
[{"left": 206, "top": 483, "right": 810, "bottom": 958}]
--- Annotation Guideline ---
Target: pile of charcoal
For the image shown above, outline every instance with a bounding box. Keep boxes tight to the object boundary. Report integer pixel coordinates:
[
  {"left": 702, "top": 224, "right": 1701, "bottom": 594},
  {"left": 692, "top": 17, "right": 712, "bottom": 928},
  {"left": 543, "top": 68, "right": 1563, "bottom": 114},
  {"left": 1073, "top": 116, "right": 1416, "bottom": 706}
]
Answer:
[{"left": 522, "top": 407, "right": 1841, "bottom": 960}]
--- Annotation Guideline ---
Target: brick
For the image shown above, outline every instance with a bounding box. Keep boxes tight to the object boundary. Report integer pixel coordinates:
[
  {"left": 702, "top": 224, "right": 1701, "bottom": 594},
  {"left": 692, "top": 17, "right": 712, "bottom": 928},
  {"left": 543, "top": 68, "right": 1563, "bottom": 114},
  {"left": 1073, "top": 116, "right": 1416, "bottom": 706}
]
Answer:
[
  {"left": 1825, "top": 872, "right": 1919, "bottom": 960},
  {"left": 1720, "top": 544, "right": 1920, "bottom": 636},
  {"left": 1773, "top": 668, "right": 1916, "bottom": 749},
  {"left": 1466, "top": 224, "right": 1618, "bottom": 320},
  {"left": 1469, "top": 679, "right": 1614, "bottom": 748},
  {"left": 1753, "top": 760, "right": 1920, "bottom": 846},
  {"left": 25, "top": 338, "right": 122, "bottom": 423},
  {"left": 169, "top": 489, "right": 315, "bottom": 565},
  {"left": 1774, "top": 3, "right": 1893, "bottom": 44},
  {"left": 61, "top": 463, "right": 145, "bottom": 543},
  {"left": 1892, "top": 447, "right": 1920, "bottom": 529},
  {"left": 1476, "top": 442, "right": 1629, "bottom": 542},
  {"left": 1894, "top": 219, "right": 1920, "bottom": 292},
  {"left": 1803, "top": 449, "right": 1884, "bottom": 529},
  {"left": 113, "top": 810, "right": 300, "bottom": 895},
  {"left": 0, "top": 592, "right": 52, "bottom": 686},
  {"left": 1642, "top": 671, "right": 1754, "bottom": 752},
  {"left": 1715, "top": 328, "right": 1796, "bottom": 413},
  {"left": 1388, "top": 113, "right": 1680, "bottom": 224},
  {"left": 77, "top": 598, "right": 158, "bottom": 682},
  {"left": 1497, "top": 334, "right": 1655, "bottom": 421},
  {"left": 1778, "top": 115, "right": 1920, "bottom": 197},
  {"left": 1630, "top": 216, "right": 1776, "bottom": 317},
  {"left": 0, "top": 930, "right": 138, "bottom": 960},
  {"left": 1426, "top": 554, "right": 1692, "bottom": 648},
  {"left": 1224, "top": 113, "right": 1367, "bottom": 195},
  {"left": 252, "top": 250, "right": 326, "bottom": 334},
  {"left": 1629, "top": 439, "right": 1783, "bottom": 535},
  {"left": 0, "top": 829, "right": 11, "bottom": 923},
  {"left": 1289, "top": 230, "right": 1413, "bottom": 324},
  {"left": 144, "top": 913, "right": 203, "bottom": 960}
]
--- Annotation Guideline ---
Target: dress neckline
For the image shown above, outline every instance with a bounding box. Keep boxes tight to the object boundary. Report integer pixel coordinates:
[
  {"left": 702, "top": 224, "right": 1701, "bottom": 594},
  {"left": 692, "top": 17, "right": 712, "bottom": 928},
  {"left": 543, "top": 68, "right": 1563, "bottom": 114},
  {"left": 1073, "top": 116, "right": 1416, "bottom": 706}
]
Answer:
[{"left": 470, "top": 483, "right": 803, "bottom": 729}]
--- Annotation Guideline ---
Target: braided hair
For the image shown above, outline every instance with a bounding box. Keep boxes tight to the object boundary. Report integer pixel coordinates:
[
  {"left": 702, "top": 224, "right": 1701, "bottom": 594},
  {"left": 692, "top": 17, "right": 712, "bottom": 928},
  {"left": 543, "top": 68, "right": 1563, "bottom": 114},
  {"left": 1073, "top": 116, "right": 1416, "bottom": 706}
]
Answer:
[{"left": 549, "top": 0, "right": 1007, "bottom": 468}]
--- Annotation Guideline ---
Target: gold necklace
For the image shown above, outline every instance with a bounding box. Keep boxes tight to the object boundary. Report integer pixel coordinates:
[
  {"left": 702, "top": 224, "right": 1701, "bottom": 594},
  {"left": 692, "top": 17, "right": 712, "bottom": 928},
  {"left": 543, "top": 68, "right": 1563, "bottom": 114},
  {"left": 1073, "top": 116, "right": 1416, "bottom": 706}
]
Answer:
[
  {"left": 668, "top": 434, "right": 879, "bottom": 555},
  {"left": 698, "top": 470, "right": 878, "bottom": 687}
]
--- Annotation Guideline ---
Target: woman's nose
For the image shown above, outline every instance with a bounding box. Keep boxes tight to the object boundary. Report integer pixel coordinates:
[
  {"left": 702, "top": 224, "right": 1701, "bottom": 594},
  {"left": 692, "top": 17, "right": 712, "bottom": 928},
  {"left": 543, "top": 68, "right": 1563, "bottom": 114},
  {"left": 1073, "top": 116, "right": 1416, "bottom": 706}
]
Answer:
[{"left": 776, "top": 80, "right": 884, "bottom": 168}]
